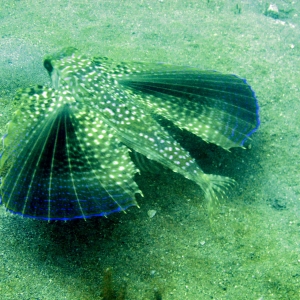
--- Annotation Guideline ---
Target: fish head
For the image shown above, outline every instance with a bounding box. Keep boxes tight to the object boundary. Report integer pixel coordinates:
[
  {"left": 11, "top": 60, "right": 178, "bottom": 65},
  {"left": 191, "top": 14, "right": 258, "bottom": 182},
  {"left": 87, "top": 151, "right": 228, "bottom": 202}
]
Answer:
[
  {"left": 43, "top": 47, "right": 88, "bottom": 92},
  {"left": 42, "top": 48, "right": 114, "bottom": 103}
]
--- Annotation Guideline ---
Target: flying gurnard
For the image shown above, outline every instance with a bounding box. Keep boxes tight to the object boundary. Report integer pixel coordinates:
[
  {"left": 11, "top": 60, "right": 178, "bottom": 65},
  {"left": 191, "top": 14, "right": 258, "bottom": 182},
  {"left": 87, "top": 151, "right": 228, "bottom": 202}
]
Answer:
[{"left": 0, "top": 48, "right": 260, "bottom": 221}]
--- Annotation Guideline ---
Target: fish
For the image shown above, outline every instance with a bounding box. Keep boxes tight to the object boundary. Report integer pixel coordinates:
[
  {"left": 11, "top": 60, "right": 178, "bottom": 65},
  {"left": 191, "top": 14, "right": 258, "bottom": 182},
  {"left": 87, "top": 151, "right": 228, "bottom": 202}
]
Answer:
[{"left": 0, "top": 48, "right": 260, "bottom": 221}]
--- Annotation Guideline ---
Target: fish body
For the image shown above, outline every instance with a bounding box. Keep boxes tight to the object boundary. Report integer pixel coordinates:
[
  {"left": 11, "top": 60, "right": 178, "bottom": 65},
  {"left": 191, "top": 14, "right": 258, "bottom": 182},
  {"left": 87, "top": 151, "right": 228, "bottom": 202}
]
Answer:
[{"left": 0, "top": 48, "right": 259, "bottom": 221}]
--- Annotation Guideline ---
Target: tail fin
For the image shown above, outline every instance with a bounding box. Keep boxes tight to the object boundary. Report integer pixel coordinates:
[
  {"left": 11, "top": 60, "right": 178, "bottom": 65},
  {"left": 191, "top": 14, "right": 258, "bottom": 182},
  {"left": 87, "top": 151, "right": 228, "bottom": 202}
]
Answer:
[{"left": 200, "top": 174, "right": 236, "bottom": 215}]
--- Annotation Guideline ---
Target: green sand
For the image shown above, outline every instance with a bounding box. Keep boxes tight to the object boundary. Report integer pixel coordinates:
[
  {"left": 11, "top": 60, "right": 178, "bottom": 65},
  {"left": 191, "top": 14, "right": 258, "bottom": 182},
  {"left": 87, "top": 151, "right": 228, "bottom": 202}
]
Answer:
[{"left": 0, "top": 1, "right": 299, "bottom": 299}]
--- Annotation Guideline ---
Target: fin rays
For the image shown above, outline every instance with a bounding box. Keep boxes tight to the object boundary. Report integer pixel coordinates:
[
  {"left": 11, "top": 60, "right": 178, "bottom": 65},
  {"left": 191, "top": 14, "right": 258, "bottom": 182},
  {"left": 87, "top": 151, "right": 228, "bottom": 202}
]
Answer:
[{"left": 1, "top": 91, "right": 139, "bottom": 220}]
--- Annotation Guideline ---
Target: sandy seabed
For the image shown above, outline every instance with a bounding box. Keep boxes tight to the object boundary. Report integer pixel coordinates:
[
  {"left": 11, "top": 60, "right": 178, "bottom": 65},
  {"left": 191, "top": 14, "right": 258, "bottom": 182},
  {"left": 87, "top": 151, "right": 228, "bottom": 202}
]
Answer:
[{"left": 0, "top": 1, "right": 299, "bottom": 299}]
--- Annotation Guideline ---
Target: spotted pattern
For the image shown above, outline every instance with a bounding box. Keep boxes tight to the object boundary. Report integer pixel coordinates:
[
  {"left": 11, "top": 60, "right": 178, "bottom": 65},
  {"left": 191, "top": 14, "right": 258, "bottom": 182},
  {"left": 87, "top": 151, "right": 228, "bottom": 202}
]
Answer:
[{"left": 0, "top": 49, "right": 259, "bottom": 220}]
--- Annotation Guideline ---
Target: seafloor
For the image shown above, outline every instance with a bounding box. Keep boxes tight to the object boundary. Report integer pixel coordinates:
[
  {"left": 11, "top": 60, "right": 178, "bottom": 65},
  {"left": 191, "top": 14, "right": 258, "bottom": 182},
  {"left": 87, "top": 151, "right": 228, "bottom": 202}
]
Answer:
[{"left": 0, "top": 1, "right": 299, "bottom": 299}]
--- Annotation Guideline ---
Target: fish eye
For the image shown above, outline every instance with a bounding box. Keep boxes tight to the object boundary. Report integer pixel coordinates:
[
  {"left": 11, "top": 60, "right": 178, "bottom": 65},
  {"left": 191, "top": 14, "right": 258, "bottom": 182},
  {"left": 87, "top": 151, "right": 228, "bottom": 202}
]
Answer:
[{"left": 43, "top": 59, "right": 53, "bottom": 73}]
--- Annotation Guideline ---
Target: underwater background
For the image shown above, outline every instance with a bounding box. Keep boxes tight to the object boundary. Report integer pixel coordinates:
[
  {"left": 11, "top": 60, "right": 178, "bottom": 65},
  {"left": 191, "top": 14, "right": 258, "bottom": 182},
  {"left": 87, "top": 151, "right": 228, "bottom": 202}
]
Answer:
[{"left": 0, "top": 0, "right": 299, "bottom": 299}]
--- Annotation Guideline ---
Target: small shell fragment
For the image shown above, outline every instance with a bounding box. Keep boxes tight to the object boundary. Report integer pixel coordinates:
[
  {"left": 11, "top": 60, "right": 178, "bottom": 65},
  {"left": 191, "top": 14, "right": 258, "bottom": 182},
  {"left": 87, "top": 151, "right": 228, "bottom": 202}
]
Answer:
[{"left": 147, "top": 210, "right": 157, "bottom": 218}]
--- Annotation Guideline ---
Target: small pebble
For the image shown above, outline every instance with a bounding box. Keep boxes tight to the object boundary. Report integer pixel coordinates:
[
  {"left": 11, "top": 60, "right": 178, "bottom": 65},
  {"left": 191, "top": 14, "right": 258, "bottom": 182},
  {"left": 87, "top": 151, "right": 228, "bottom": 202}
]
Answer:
[{"left": 265, "top": 4, "right": 279, "bottom": 19}]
